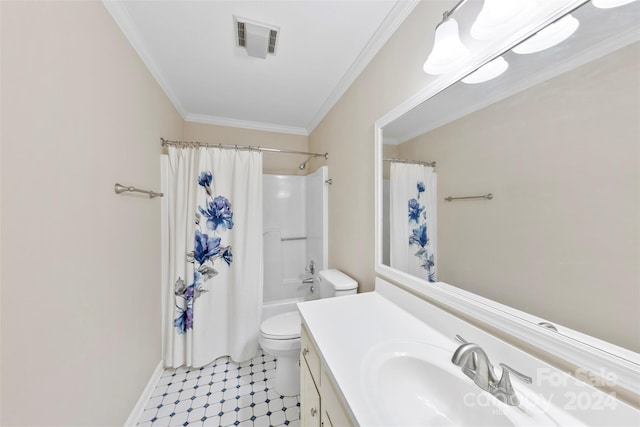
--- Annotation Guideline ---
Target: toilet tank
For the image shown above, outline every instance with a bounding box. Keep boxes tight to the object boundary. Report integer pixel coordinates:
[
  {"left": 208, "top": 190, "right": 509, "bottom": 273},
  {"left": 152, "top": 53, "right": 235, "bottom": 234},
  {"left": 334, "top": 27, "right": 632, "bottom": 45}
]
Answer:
[{"left": 317, "top": 269, "right": 358, "bottom": 298}]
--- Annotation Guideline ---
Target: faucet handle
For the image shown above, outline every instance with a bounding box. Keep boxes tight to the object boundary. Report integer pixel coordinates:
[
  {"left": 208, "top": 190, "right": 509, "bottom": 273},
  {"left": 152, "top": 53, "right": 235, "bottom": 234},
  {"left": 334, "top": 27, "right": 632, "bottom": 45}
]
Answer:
[
  {"left": 494, "top": 364, "right": 531, "bottom": 407},
  {"left": 499, "top": 363, "right": 532, "bottom": 384},
  {"left": 496, "top": 370, "right": 515, "bottom": 394},
  {"left": 494, "top": 370, "right": 520, "bottom": 406},
  {"left": 305, "top": 260, "right": 316, "bottom": 275},
  {"left": 455, "top": 334, "right": 468, "bottom": 344}
]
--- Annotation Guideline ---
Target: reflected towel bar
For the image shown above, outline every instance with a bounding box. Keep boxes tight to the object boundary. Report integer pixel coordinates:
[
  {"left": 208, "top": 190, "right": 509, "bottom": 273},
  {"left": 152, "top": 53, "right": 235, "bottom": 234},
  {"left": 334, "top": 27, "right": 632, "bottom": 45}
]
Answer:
[
  {"left": 445, "top": 193, "right": 493, "bottom": 202},
  {"left": 114, "top": 183, "right": 163, "bottom": 199},
  {"left": 281, "top": 236, "right": 307, "bottom": 241}
]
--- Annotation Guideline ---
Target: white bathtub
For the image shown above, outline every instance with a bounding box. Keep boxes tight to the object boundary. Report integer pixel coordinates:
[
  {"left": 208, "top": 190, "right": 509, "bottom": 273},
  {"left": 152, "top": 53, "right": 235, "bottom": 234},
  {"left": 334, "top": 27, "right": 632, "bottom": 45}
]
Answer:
[{"left": 261, "top": 293, "right": 319, "bottom": 323}]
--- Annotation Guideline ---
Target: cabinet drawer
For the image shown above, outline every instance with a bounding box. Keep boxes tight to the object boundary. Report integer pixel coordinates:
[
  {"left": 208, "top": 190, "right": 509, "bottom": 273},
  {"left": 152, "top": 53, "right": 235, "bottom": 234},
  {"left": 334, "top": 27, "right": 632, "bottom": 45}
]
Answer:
[{"left": 301, "top": 324, "right": 321, "bottom": 387}]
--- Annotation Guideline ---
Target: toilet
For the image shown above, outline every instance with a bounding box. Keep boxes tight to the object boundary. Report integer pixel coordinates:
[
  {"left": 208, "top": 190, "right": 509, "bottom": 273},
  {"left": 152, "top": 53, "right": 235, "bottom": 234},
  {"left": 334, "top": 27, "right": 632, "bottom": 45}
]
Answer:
[{"left": 258, "top": 269, "right": 358, "bottom": 396}]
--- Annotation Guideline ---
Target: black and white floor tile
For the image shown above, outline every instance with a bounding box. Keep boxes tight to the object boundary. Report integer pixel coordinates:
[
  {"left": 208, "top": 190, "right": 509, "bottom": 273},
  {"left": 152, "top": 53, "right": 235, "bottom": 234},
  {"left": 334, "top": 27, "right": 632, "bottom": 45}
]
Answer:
[{"left": 136, "top": 352, "right": 300, "bottom": 427}]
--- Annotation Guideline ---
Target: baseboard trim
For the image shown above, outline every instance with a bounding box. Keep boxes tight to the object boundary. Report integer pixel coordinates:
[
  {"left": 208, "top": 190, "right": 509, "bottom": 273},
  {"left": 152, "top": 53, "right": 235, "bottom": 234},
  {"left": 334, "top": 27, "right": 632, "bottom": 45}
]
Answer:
[{"left": 123, "top": 361, "right": 164, "bottom": 427}]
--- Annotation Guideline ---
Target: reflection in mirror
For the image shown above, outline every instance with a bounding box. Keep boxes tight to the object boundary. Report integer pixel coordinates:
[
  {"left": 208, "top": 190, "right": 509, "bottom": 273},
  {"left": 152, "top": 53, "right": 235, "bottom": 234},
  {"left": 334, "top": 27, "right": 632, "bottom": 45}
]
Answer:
[{"left": 381, "top": 1, "right": 639, "bottom": 353}]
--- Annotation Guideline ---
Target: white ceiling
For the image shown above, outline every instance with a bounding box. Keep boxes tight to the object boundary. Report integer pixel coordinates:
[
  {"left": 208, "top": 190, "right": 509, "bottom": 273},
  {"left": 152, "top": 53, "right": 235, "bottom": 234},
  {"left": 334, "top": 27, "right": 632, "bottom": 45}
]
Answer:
[{"left": 103, "top": 0, "right": 418, "bottom": 136}]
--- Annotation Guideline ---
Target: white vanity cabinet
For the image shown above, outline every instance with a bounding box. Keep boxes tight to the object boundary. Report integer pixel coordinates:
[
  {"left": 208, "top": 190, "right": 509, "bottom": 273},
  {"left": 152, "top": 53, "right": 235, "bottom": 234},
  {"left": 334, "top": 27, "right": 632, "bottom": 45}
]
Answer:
[{"left": 301, "top": 324, "right": 354, "bottom": 427}]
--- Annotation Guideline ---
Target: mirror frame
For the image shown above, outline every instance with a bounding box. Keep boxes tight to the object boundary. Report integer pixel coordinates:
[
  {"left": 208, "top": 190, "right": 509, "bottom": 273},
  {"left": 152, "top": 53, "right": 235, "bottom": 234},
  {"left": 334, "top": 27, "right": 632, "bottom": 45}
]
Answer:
[{"left": 374, "top": 0, "right": 640, "bottom": 397}]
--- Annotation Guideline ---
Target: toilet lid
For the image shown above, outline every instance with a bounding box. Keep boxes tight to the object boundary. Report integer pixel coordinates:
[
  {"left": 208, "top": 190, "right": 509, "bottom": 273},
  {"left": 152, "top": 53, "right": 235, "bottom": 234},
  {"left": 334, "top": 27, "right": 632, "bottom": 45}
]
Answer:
[{"left": 260, "top": 311, "right": 301, "bottom": 340}]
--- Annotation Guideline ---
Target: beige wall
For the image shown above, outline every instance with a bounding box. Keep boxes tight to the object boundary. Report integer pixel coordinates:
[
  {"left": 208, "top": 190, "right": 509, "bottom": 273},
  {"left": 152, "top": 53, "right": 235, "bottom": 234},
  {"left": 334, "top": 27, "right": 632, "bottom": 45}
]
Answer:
[
  {"left": 1, "top": 1, "right": 183, "bottom": 425},
  {"left": 183, "top": 122, "right": 310, "bottom": 175},
  {"left": 308, "top": 1, "right": 445, "bottom": 290},
  {"left": 397, "top": 44, "right": 640, "bottom": 352},
  {"left": 308, "top": 0, "right": 638, "bottom": 358}
]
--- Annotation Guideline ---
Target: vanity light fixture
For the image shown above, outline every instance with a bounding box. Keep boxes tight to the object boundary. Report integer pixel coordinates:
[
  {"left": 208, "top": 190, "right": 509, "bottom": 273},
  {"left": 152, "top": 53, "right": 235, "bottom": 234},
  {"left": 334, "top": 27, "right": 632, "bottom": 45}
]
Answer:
[
  {"left": 462, "top": 56, "right": 509, "bottom": 84},
  {"left": 470, "top": 0, "right": 537, "bottom": 41},
  {"left": 592, "top": 0, "right": 637, "bottom": 8},
  {"left": 512, "top": 14, "right": 580, "bottom": 54},
  {"left": 423, "top": 0, "right": 471, "bottom": 75}
]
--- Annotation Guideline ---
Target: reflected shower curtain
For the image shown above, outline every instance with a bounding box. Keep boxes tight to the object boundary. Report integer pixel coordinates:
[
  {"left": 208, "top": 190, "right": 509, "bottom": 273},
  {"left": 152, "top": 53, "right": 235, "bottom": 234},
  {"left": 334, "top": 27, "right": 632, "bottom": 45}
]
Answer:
[
  {"left": 390, "top": 163, "right": 437, "bottom": 282},
  {"left": 164, "top": 146, "right": 263, "bottom": 367}
]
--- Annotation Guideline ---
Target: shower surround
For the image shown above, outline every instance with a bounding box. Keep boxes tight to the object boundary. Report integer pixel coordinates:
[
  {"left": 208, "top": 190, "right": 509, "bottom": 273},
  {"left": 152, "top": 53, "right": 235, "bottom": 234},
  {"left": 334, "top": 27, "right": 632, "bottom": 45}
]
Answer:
[{"left": 262, "top": 166, "right": 328, "bottom": 321}]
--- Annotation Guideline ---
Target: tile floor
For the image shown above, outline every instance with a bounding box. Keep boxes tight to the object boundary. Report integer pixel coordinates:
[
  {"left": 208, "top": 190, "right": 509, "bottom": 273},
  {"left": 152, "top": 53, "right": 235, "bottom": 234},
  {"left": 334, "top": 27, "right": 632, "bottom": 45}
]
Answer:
[{"left": 136, "top": 352, "right": 300, "bottom": 427}]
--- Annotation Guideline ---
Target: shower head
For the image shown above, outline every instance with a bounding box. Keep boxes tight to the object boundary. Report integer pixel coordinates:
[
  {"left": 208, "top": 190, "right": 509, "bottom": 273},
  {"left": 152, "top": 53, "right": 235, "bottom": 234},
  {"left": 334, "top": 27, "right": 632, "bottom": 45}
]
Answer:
[{"left": 298, "top": 156, "right": 314, "bottom": 170}]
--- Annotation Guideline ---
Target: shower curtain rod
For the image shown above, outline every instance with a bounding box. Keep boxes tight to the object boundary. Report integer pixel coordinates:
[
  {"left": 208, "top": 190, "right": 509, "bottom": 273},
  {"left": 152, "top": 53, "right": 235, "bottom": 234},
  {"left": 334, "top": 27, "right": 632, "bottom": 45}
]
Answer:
[
  {"left": 161, "top": 138, "right": 328, "bottom": 159},
  {"left": 384, "top": 158, "right": 436, "bottom": 167}
]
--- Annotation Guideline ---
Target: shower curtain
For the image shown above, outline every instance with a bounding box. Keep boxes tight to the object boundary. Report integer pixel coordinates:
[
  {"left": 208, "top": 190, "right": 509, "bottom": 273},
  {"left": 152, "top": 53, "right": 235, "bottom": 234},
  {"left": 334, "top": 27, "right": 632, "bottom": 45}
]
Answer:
[
  {"left": 164, "top": 146, "right": 263, "bottom": 367},
  {"left": 390, "top": 163, "right": 437, "bottom": 282}
]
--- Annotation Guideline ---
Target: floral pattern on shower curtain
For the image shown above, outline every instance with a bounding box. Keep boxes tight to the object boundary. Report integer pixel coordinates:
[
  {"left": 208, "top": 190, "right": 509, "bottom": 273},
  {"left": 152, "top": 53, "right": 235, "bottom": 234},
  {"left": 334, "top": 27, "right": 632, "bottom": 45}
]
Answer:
[
  {"left": 390, "top": 162, "right": 437, "bottom": 282},
  {"left": 408, "top": 181, "right": 435, "bottom": 282},
  {"left": 164, "top": 147, "right": 263, "bottom": 368},
  {"left": 173, "top": 171, "right": 234, "bottom": 335}
]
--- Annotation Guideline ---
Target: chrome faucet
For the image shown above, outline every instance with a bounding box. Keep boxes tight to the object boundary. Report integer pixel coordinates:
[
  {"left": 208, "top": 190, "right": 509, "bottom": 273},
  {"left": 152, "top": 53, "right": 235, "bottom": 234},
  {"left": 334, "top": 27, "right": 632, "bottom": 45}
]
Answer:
[
  {"left": 305, "top": 260, "right": 316, "bottom": 275},
  {"left": 452, "top": 343, "right": 499, "bottom": 391},
  {"left": 302, "top": 260, "right": 317, "bottom": 293},
  {"left": 451, "top": 336, "right": 532, "bottom": 406}
]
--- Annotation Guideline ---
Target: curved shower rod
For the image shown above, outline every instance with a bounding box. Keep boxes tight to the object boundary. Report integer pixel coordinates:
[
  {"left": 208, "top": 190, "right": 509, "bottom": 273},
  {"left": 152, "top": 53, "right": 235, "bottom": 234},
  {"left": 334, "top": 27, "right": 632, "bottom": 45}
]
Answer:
[{"left": 161, "top": 138, "right": 328, "bottom": 160}]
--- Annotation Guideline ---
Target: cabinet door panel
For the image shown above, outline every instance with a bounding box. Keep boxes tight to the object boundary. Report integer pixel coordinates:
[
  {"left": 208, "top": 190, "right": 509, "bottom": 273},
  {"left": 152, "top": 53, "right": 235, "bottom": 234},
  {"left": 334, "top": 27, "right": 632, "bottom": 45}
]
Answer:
[
  {"left": 321, "top": 370, "right": 355, "bottom": 427},
  {"left": 301, "top": 358, "right": 320, "bottom": 427}
]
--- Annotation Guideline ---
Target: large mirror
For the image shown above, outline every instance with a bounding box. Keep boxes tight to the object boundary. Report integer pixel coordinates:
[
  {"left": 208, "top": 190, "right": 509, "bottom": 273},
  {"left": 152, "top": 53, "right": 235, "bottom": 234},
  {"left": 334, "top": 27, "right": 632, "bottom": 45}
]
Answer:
[{"left": 378, "top": 0, "right": 639, "bottom": 358}]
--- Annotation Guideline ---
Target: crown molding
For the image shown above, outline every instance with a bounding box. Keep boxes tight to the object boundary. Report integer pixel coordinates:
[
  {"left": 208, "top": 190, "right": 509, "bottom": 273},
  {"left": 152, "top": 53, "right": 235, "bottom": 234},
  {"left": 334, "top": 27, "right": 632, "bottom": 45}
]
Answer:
[
  {"left": 104, "top": 0, "right": 417, "bottom": 137},
  {"left": 102, "top": 1, "right": 188, "bottom": 119},
  {"left": 305, "top": 0, "right": 420, "bottom": 134},
  {"left": 103, "top": 0, "right": 306, "bottom": 136},
  {"left": 185, "top": 114, "right": 309, "bottom": 136}
]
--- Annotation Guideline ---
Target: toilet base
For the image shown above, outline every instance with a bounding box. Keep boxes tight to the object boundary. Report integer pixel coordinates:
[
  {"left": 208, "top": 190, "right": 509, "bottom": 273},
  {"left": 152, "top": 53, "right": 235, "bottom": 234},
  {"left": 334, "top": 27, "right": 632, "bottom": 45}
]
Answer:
[
  {"left": 259, "top": 334, "right": 301, "bottom": 397},
  {"left": 273, "top": 353, "right": 300, "bottom": 396}
]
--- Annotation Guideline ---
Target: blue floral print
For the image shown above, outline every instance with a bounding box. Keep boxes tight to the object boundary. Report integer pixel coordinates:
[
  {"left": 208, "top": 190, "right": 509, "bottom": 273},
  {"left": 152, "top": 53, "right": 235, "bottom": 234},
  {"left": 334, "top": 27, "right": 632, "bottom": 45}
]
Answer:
[
  {"left": 408, "top": 181, "right": 435, "bottom": 282},
  {"left": 421, "top": 253, "right": 435, "bottom": 275},
  {"left": 174, "top": 170, "right": 234, "bottom": 334},
  {"left": 409, "top": 223, "right": 428, "bottom": 247},
  {"left": 194, "top": 229, "right": 222, "bottom": 264},
  {"left": 174, "top": 305, "right": 193, "bottom": 335},
  {"left": 198, "top": 171, "right": 213, "bottom": 188},
  {"left": 221, "top": 246, "right": 233, "bottom": 266},
  {"left": 199, "top": 196, "right": 234, "bottom": 231},
  {"left": 408, "top": 198, "right": 424, "bottom": 223}
]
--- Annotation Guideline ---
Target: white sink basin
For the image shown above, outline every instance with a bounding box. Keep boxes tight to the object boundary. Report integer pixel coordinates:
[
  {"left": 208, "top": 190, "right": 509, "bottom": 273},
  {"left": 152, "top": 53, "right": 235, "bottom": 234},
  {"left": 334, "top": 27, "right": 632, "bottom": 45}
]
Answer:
[{"left": 361, "top": 341, "right": 560, "bottom": 426}]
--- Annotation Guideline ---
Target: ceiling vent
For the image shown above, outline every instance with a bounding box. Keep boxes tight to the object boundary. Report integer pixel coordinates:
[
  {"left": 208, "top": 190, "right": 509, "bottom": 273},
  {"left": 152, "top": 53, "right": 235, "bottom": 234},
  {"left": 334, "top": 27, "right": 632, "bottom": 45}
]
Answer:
[{"left": 234, "top": 16, "right": 279, "bottom": 59}]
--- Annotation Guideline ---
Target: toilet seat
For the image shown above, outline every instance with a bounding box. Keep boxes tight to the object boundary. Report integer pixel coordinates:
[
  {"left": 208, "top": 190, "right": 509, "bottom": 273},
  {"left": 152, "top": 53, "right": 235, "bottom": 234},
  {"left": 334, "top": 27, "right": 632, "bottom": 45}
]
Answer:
[{"left": 260, "top": 311, "right": 301, "bottom": 340}]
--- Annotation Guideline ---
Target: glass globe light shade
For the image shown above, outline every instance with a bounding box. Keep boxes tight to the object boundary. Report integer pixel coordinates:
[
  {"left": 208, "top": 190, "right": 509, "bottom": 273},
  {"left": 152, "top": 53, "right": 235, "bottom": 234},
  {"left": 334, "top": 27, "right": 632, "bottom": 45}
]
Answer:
[
  {"left": 462, "top": 56, "right": 509, "bottom": 84},
  {"left": 423, "top": 18, "right": 470, "bottom": 75},
  {"left": 471, "top": 0, "right": 537, "bottom": 40},
  {"left": 512, "top": 14, "right": 580, "bottom": 55}
]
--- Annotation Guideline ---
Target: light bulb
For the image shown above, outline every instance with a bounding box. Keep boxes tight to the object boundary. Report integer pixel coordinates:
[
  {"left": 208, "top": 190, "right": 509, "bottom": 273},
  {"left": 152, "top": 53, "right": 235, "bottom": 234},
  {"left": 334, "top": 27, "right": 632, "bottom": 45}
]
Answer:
[{"left": 423, "top": 18, "right": 470, "bottom": 75}]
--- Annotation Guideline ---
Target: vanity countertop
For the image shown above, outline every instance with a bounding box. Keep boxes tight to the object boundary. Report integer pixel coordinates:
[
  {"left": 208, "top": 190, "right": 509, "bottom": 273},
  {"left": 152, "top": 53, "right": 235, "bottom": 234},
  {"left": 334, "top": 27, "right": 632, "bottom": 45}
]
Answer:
[
  {"left": 297, "top": 291, "right": 459, "bottom": 426},
  {"left": 297, "top": 281, "right": 640, "bottom": 427}
]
